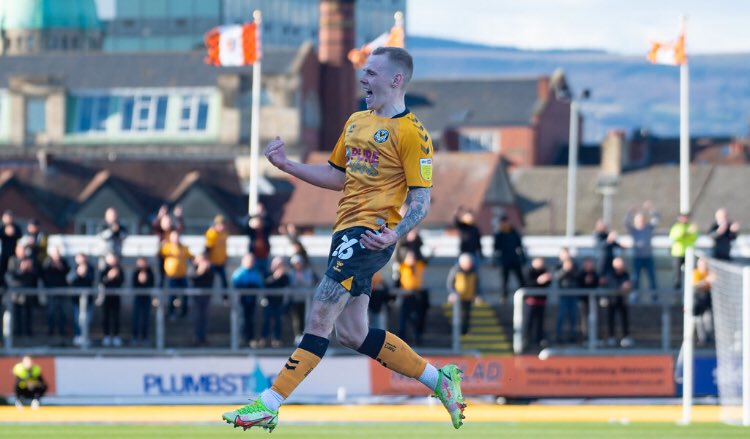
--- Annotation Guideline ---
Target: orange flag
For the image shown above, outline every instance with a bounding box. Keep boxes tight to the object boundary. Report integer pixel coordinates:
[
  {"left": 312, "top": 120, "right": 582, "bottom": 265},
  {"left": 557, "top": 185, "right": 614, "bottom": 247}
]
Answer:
[
  {"left": 348, "top": 12, "right": 405, "bottom": 68},
  {"left": 647, "top": 33, "right": 686, "bottom": 65},
  {"left": 205, "top": 22, "right": 261, "bottom": 66}
]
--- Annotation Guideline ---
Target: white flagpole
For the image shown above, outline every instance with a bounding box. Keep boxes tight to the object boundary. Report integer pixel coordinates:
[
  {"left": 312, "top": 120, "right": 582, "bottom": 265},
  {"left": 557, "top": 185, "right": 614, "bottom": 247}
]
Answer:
[
  {"left": 679, "top": 15, "right": 694, "bottom": 426},
  {"left": 248, "top": 10, "right": 262, "bottom": 216}
]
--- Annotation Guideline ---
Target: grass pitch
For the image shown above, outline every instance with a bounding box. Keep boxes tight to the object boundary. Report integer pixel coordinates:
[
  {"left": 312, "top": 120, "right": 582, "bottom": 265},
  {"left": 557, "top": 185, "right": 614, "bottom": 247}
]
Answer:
[{"left": 0, "top": 423, "right": 747, "bottom": 439}]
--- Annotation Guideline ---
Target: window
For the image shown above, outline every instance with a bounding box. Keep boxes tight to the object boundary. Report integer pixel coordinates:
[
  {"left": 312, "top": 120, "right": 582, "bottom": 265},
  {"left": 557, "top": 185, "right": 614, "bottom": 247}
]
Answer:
[
  {"left": 76, "top": 96, "right": 111, "bottom": 132},
  {"left": 178, "top": 94, "right": 209, "bottom": 131},
  {"left": 459, "top": 131, "right": 500, "bottom": 152},
  {"left": 121, "top": 94, "right": 168, "bottom": 131}
]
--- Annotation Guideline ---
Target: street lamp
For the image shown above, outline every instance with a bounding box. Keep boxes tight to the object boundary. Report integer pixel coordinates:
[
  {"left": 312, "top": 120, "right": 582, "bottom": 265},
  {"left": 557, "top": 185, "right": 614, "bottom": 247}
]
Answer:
[{"left": 564, "top": 88, "right": 591, "bottom": 242}]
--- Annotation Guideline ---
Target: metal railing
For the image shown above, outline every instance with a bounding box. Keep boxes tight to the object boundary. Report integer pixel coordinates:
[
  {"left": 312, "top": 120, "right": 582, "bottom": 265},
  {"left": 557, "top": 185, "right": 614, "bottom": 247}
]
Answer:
[
  {"left": 1, "top": 287, "right": 464, "bottom": 354},
  {"left": 512, "top": 287, "right": 678, "bottom": 354}
]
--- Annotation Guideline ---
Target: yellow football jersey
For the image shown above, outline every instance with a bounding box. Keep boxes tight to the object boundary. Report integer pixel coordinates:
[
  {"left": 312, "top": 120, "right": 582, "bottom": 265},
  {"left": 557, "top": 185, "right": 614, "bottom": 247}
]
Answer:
[{"left": 328, "top": 109, "right": 434, "bottom": 232}]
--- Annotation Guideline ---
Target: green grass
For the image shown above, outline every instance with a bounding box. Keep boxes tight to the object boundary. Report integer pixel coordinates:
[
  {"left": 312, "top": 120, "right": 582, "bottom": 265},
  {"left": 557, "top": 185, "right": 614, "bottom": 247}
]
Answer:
[{"left": 0, "top": 423, "right": 747, "bottom": 439}]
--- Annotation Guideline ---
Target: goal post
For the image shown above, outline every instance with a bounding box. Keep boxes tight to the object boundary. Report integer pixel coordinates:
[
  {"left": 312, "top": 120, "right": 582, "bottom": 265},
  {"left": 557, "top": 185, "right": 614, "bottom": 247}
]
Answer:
[{"left": 704, "top": 256, "right": 750, "bottom": 426}]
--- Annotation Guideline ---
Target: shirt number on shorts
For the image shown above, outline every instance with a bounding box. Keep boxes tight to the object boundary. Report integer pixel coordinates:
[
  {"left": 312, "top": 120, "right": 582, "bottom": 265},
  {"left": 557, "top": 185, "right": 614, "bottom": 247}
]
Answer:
[{"left": 332, "top": 235, "right": 361, "bottom": 260}]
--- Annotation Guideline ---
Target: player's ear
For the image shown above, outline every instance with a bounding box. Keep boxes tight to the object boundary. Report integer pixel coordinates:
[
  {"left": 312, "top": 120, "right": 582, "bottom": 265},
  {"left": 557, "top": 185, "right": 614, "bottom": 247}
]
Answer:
[{"left": 392, "top": 72, "right": 403, "bottom": 88}]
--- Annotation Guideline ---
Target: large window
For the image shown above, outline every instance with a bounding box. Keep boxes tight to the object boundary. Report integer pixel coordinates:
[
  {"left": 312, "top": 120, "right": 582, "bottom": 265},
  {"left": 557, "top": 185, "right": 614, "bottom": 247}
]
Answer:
[
  {"left": 178, "top": 94, "right": 209, "bottom": 131},
  {"left": 77, "top": 96, "right": 111, "bottom": 132},
  {"left": 121, "top": 94, "right": 168, "bottom": 131},
  {"left": 459, "top": 131, "right": 500, "bottom": 152}
]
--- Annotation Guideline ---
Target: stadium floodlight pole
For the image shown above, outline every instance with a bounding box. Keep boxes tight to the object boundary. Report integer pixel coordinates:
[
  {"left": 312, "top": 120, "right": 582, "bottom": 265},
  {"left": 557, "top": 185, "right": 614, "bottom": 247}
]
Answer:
[
  {"left": 248, "top": 10, "right": 263, "bottom": 216},
  {"left": 679, "top": 14, "right": 694, "bottom": 426}
]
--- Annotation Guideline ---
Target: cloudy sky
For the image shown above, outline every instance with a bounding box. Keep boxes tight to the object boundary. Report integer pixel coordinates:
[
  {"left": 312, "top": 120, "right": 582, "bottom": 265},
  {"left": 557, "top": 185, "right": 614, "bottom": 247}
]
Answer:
[{"left": 406, "top": 0, "right": 750, "bottom": 55}]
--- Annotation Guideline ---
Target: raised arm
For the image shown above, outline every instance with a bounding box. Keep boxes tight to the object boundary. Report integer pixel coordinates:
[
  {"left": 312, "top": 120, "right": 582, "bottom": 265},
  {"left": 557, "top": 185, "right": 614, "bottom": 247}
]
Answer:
[{"left": 264, "top": 137, "right": 345, "bottom": 191}]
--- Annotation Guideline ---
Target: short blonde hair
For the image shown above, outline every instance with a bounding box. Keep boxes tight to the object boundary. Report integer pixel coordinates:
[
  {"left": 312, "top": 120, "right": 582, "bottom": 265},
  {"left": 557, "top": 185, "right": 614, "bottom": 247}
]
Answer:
[{"left": 372, "top": 46, "right": 413, "bottom": 85}]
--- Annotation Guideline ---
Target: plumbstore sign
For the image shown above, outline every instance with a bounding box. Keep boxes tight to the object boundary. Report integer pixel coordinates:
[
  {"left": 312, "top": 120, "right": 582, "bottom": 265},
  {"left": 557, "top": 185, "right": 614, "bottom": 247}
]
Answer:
[{"left": 53, "top": 357, "right": 370, "bottom": 397}]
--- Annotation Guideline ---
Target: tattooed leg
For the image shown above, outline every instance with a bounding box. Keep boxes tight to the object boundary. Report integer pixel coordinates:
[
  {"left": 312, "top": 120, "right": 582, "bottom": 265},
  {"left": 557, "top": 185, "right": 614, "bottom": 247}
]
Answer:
[{"left": 305, "top": 275, "right": 351, "bottom": 338}]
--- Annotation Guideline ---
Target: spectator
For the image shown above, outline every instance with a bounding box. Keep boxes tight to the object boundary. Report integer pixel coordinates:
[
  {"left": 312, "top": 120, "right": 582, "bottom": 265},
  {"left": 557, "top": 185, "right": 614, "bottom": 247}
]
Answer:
[
  {"left": 693, "top": 257, "right": 714, "bottom": 345},
  {"left": 12, "top": 356, "right": 47, "bottom": 410},
  {"left": 493, "top": 215, "right": 525, "bottom": 304},
  {"left": 604, "top": 257, "right": 634, "bottom": 348},
  {"left": 287, "top": 254, "right": 317, "bottom": 345},
  {"left": 454, "top": 206, "right": 482, "bottom": 266},
  {"left": 1, "top": 210, "right": 22, "bottom": 288},
  {"left": 555, "top": 258, "right": 578, "bottom": 344},
  {"left": 191, "top": 254, "right": 215, "bottom": 346},
  {"left": 709, "top": 208, "right": 740, "bottom": 261},
  {"left": 205, "top": 215, "right": 229, "bottom": 290},
  {"left": 19, "top": 219, "right": 47, "bottom": 273},
  {"left": 596, "top": 227, "right": 622, "bottom": 283},
  {"left": 98, "top": 207, "right": 128, "bottom": 266},
  {"left": 446, "top": 253, "right": 481, "bottom": 336},
  {"left": 9, "top": 245, "right": 38, "bottom": 337},
  {"left": 525, "top": 257, "right": 552, "bottom": 350},
  {"left": 368, "top": 271, "right": 392, "bottom": 330},
  {"left": 131, "top": 257, "right": 155, "bottom": 347},
  {"left": 576, "top": 257, "right": 601, "bottom": 340},
  {"left": 261, "top": 256, "right": 290, "bottom": 348},
  {"left": 397, "top": 250, "right": 428, "bottom": 346},
  {"left": 151, "top": 204, "right": 184, "bottom": 286},
  {"left": 161, "top": 230, "right": 193, "bottom": 320},
  {"left": 623, "top": 201, "right": 659, "bottom": 298},
  {"left": 669, "top": 212, "right": 699, "bottom": 289},
  {"left": 246, "top": 205, "right": 272, "bottom": 276},
  {"left": 232, "top": 253, "right": 264, "bottom": 348},
  {"left": 41, "top": 246, "right": 70, "bottom": 338},
  {"left": 69, "top": 253, "right": 95, "bottom": 347},
  {"left": 397, "top": 227, "right": 426, "bottom": 263},
  {"left": 283, "top": 223, "right": 311, "bottom": 268},
  {"left": 98, "top": 253, "right": 124, "bottom": 347}
]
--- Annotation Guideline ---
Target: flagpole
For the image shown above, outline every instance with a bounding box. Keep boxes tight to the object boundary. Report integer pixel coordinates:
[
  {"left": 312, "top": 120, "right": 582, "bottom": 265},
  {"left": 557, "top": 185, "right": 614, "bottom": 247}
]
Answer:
[
  {"left": 678, "top": 14, "right": 694, "bottom": 426},
  {"left": 248, "top": 10, "right": 262, "bottom": 217}
]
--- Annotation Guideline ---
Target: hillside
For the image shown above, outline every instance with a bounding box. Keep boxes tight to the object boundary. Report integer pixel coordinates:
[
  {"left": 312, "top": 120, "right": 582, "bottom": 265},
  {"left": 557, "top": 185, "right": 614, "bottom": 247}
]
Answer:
[{"left": 408, "top": 36, "right": 750, "bottom": 142}]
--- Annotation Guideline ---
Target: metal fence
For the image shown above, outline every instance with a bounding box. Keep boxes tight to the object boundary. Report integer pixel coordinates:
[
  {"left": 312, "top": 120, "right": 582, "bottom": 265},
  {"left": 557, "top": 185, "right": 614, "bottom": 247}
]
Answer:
[
  {"left": 2, "top": 287, "right": 464, "bottom": 354},
  {"left": 512, "top": 287, "right": 678, "bottom": 354}
]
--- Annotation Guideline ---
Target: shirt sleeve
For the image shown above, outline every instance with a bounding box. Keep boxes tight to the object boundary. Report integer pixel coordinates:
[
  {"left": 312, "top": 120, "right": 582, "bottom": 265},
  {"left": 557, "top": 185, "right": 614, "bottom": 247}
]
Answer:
[
  {"left": 328, "top": 115, "right": 354, "bottom": 171},
  {"left": 398, "top": 120, "right": 434, "bottom": 188},
  {"left": 205, "top": 229, "right": 216, "bottom": 247}
]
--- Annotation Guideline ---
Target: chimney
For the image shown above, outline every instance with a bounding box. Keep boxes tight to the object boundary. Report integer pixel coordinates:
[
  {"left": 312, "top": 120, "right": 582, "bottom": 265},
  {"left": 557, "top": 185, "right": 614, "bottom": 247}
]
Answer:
[
  {"left": 319, "top": 0, "right": 356, "bottom": 150},
  {"left": 600, "top": 130, "right": 625, "bottom": 176}
]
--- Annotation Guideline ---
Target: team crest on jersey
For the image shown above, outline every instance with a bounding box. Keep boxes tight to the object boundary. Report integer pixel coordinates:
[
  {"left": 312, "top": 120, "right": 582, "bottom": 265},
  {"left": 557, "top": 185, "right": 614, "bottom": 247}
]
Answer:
[
  {"left": 373, "top": 129, "right": 390, "bottom": 143},
  {"left": 420, "top": 158, "right": 433, "bottom": 181}
]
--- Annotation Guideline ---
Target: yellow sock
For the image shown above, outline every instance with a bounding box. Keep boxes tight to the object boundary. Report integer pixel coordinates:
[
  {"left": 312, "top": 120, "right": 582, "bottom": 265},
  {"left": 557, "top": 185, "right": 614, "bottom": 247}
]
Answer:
[
  {"left": 374, "top": 331, "right": 427, "bottom": 379},
  {"left": 270, "top": 333, "right": 329, "bottom": 398}
]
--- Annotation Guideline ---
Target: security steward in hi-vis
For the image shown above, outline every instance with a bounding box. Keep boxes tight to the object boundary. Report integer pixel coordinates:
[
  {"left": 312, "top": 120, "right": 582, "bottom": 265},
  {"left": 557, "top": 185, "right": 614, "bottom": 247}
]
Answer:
[
  {"left": 13, "top": 355, "right": 47, "bottom": 409},
  {"left": 223, "top": 46, "right": 467, "bottom": 432}
]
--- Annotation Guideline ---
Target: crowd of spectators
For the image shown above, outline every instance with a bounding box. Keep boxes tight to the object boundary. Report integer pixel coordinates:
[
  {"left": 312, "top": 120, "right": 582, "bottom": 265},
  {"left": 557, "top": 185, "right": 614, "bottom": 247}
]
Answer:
[
  {"left": 0, "top": 204, "right": 316, "bottom": 349},
  {"left": 0, "top": 200, "right": 743, "bottom": 352}
]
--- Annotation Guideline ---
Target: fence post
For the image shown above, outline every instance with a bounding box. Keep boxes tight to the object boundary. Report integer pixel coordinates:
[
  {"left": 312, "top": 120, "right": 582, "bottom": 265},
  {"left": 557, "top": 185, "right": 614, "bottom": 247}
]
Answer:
[
  {"left": 588, "top": 291, "right": 597, "bottom": 351},
  {"left": 80, "top": 293, "right": 89, "bottom": 350},
  {"left": 2, "top": 292, "right": 12, "bottom": 351},
  {"left": 451, "top": 295, "right": 460, "bottom": 352},
  {"left": 156, "top": 288, "right": 165, "bottom": 352},
  {"left": 230, "top": 289, "right": 239, "bottom": 352},
  {"left": 661, "top": 295, "right": 670, "bottom": 351},
  {"left": 513, "top": 289, "right": 525, "bottom": 354}
]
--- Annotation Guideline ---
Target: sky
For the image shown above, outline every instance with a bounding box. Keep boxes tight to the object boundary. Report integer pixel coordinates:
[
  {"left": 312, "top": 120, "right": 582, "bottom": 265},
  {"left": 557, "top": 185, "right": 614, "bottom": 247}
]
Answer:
[{"left": 406, "top": 0, "right": 750, "bottom": 55}]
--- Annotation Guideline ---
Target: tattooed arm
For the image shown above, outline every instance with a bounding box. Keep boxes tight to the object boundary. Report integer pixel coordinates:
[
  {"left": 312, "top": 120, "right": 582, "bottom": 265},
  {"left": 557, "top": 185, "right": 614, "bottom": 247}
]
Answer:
[{"left": 360, "top": 188, "right": 431, "bottom": 251}]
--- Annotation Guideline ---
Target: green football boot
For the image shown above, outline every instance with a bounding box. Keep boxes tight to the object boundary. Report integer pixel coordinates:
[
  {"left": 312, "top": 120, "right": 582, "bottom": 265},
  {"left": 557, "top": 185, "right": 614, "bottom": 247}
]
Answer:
[
  {"left": 222, "top": 398, "right": 279, "bottom": 432},
  {"left": 432, "top": 364, "right": 467, "bottom": 429}
]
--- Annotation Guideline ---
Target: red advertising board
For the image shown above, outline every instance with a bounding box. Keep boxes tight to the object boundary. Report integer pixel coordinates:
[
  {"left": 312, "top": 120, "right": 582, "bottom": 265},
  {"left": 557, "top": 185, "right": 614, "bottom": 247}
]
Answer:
[
  {"left": 0, "top": 356, "right": 56, "bottom": 396},
  {"left": 370, "top": 355, "right": 674, "bottom": 397}
]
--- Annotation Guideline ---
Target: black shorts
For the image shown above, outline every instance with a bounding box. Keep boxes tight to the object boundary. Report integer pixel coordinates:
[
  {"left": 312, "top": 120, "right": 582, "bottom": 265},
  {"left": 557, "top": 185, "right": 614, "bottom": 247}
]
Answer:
[{"left": 324, "top": 226, "right": 395, "bottom": 297}]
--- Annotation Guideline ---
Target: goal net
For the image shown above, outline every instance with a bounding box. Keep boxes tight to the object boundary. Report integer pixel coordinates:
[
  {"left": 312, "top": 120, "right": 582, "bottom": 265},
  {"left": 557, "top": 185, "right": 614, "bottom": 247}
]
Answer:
[{"left": 707, "top": 257, "right": 750, "bottom": 425}]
